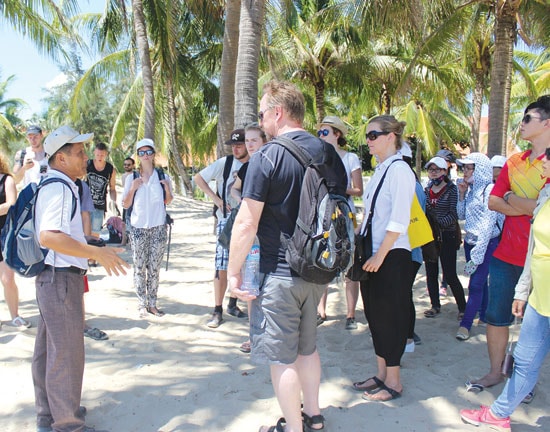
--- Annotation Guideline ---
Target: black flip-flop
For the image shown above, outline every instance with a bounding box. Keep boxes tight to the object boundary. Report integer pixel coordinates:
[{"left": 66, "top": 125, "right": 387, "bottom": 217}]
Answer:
[
  {"left": 362, "top": 383, "right": 402, "bottom": 402},
  {"left": 352, "top": 376, "right": 384, "bottom": 392},
  {"left": 147, "top": 307, "right": 166, "bottom": 317},
  {"left": 465, "top": 380, "right": 485, "bottom": 393}
]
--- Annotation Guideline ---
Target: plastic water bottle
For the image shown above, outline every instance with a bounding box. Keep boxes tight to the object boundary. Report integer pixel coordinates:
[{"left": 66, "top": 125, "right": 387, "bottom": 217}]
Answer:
[{"left": 241, "top": 237, "right": 260, "bottom": 296}]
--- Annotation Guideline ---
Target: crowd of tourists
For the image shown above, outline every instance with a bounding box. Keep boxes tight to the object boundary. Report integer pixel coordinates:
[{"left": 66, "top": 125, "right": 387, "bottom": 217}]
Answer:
[{"left": 1, "top": 89, "right": 549, "bottom": 432}]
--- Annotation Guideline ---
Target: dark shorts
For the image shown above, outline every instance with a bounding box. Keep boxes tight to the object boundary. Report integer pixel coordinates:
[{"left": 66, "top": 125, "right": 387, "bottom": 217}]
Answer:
[
  {"left": 250, "top": 274, "right": 326, "bottom": 365},
  {"left": 485, "top": 256, "right": 524, "bottom": 326}
]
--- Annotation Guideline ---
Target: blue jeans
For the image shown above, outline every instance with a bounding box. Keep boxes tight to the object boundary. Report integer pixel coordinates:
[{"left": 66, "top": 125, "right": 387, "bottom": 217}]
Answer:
[
  {"left": 485, "top": 257, "right": 523, "bottom": 326},
  {"left": 460, "top": 237, "right": 499, "bottom": 330},
  {"left": 492, "top": 304, "right": 549, "bottom": 418}
]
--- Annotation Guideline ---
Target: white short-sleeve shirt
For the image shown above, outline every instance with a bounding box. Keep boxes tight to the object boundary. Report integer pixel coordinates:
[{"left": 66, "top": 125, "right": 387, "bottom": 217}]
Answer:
[{"left": 34, "top": 169, "right": 87, "bottom": 269}]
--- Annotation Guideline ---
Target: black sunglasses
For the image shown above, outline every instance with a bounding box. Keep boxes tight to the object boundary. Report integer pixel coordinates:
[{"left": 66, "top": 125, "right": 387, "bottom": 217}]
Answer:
[
  {"left": 545, "top": 147, "right": 550, "bottom": 159},
  {"left": 522, "top": 114, "right": 543, "bottom": 124},
  {"left": 317, "top": 129, "right": 330, "bottom": 137},
  {"left": 258, "top": 107, "right": 274, "bottom": 121},
  {"left": 366, "top": 130, "right": 390, "bottom": 141},
  {"left": 137, "top": 149, "right": 155, "bottom": 157}
]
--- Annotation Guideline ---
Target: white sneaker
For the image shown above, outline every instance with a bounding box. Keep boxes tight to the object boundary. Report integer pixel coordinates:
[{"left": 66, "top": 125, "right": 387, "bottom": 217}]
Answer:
[
  {"left": 12, "top": 316, "right": 31, "bottom": 328},
  {"left": 405, "top": 341, "right": 415, "bottom": 353}
]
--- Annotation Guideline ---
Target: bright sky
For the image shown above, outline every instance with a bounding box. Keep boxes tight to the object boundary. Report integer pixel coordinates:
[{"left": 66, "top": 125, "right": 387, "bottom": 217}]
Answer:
[{"left": 0, "top": 1, "right": 103, "bottom": 121}]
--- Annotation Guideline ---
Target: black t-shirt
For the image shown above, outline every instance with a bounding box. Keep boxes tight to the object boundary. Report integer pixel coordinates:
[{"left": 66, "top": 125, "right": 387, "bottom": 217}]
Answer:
[
  {"left": 237, "top": 162, "right": 249, "bottom": 190},
  {"left": 242, "top": 130, "right": 343, "bottom": 277},
  {"left": 86, "top": 160, "right": 113, "bottom": 211}
]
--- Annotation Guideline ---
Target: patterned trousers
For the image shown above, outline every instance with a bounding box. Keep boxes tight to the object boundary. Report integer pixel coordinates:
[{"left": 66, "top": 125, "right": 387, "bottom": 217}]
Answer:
[{"left": 130, "top": 224, "right": 167, "bottom": 309}]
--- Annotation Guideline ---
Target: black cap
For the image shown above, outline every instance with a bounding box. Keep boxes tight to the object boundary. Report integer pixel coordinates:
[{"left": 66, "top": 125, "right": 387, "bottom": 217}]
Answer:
[
  {"left": 225, "top": 129, "right": 245, "bottom": 145},
  {"left": 436, "top": 149, "right": 456, "bottom": 163}
]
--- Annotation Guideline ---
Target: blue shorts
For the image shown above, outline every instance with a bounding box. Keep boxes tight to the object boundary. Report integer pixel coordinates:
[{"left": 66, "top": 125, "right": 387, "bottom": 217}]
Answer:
[
  {"left": 250, "top": 275, "right": 325, "bottom": 365},
  {"left": 215, "top": 219, "right": 229, "bottom": 271},
  {"left": 485, "top": 256, "right": 524, "bottom": 326},
  {"left": 90, "top": 209, "right": 105, "bottom": 234}
]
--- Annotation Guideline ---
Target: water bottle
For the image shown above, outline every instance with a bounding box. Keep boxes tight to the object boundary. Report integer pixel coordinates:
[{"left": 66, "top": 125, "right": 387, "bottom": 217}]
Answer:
[{"left": 241, "top": 237, "right": 260, "bottom": 296}]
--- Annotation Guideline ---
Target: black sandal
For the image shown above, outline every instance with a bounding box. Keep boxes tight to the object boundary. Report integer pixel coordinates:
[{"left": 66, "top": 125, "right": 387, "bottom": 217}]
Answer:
[
  {"left": 147, "top": 307, "right": 165, "bottom": 317},
  {"left": 303, "top": 412, "right": 325, "bottom": 431},
  {"left": 352, "top": 376, "right": 384, "bottom": 392},
  {"left": 258, "top": 417, "right": 286, "bottom": 432}
]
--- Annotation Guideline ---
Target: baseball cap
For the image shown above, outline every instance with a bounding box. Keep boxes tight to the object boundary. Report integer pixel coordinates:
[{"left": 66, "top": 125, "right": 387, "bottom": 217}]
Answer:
[
  {"left": 425, "top": 156, "right": 448, "bottom": 170},
  {"left": 44, "top": 126, "right": 94, "bottom": 157},
  {"left": 225, "top": 129, "right": 245, "bottom": 145},
  {"left": 26, "top": 125, "right": 42, "bottom": 135},
  {"left": 398, "top": 142, "right": 413, "bottom": 159},
  {"left": 436, "top": 149, "right": 456, "bottom": 163},
  {"left": 456, "top": 156, "right": 475, "bottom": 166},
  {"left": 320, "top": 116, "right": 348, "bottom": 137},
  {"left": 136, "top": 138, "right": 156, "bottom": 152},
  {"left": 491, "top": 155, "right": 507, "bottom": 168}
]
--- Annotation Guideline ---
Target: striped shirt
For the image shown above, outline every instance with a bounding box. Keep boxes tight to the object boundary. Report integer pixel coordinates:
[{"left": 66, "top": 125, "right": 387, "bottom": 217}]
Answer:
[{"left": 425, "top": 181, "right": 458, "bottom": 232}]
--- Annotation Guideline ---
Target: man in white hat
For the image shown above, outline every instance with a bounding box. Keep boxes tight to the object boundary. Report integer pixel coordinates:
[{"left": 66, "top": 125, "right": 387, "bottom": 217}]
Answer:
[{"left": 33, "top": 125, "right": 129, "bottom": 432}]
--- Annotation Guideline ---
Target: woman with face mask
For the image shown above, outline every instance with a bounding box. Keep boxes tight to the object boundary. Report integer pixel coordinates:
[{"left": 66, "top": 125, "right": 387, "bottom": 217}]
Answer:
[
  {"left": 455, "top": 153, "right": 504, "bottom": 341},
  {"left": 423, "top": 157, "right": 466, "bottom": 320}
]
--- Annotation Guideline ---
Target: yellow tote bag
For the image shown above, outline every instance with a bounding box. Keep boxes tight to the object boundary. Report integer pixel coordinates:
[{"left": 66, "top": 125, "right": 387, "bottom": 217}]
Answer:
[{"left": 408, "top": 194, "right": 433, "bottom": 249}]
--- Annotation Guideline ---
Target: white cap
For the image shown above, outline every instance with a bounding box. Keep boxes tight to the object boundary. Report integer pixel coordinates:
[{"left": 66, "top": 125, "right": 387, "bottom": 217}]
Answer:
[
  {"left": 456, "top": 157, "right": 476, "bottom": 166},
  {"left": 491, "top": 155, "right": 507, "bottom": 168},
  {"left": 398, "top": 142, "right": 412, "bottom": 158},
  {"left": 425, "top": 156, "right": 447, "bottom": 170},
  {"left": 44, "top": 126, "right": 94, "bottom": 157},
  {"left": 136, "top": 138, "right": 155, "bottom": 152}
]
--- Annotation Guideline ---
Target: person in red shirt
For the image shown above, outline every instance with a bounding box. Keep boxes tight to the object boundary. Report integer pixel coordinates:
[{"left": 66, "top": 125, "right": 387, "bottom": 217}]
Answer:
[{"left": 466, "top": 95, "right": 550, "bottom": 395}]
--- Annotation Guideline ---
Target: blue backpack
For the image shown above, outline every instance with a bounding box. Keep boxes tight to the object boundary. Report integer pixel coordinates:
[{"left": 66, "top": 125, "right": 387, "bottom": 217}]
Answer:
[{"left": 1, "top": 177, "right": 77, "bottom": 277}]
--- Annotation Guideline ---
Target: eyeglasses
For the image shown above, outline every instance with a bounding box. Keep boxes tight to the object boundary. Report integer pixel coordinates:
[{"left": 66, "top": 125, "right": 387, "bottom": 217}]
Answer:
[
  {"left": 317, "top": 129, "right": 330, "bottom": 137},
  {"left": 258, "top": 107, "right": 274, "bottom": 121},
  {"left": 427, "top": 168, "right": 444, "bottom": 173},
  {"left": 522, "top": 114, "right": 543, "bottom": 124},
  {"left": 366, "top": 130, "right": 390, "bottom": 141},
  {"left": 545, "top": 147, "right": 550, "bottom": 159},
  {"left": 137, "top": 149, "right": 155, "bottom": 157}
]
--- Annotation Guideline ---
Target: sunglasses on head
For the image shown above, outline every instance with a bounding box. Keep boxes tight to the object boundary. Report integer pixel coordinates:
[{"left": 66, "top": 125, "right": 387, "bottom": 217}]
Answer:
[
  {"left": 545, "top": 147, "right": 550, "bottom": 159},
  {"left": 137, "top": 149, "right": 155, "bottom": 157},
  {"left": 522, "top": 114, "right": 543, "bottom": 124},
  {"left": 365, "top": 130, "right": 390, "bottom": 141},
  {"left": 317, "top": 129, "right": 330, "bottom": 137}
]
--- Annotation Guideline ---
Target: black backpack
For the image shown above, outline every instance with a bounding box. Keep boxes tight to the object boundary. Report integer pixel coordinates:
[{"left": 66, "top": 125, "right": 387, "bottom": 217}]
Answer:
[
  {"left": 212, "top": 155, "right": 234, "bottom": 219},
  {"left": 273, "top": 136, "right": 354, "bottom": 284}
]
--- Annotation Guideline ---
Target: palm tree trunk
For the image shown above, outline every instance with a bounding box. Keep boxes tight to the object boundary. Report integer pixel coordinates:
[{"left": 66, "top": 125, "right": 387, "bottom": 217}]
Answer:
[
  {"left": 217, "top": 0, "right": 241, "bottom": 157},
  {"left": 132, "top": 0, "right": 155, "bottom": 139},
  {"left": 315, "top": 80, "right": 325, "bottom": 124},
  {"left": 166, "top": 79, "right": 193, "bottom": 194},
  {"left": 486, "top": 1, "right": 518, "bottom": 157},
  {"left": 470, "top": 74, "right": 484, "bottom": 152},
  {"left": 234, "top": 0, "right": 265, "bottom": 128}
]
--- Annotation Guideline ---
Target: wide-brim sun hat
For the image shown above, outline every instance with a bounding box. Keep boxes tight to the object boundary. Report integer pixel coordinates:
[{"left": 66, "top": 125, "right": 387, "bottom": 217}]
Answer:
[
  {"left": 44, "top": 125, "right": 94, "bottom": 157},
  {"left": 319, "top": 116, "right": 348, "bottom": 137}
]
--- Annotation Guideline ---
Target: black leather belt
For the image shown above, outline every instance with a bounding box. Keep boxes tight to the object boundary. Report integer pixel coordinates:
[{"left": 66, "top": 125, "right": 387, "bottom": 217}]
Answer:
[{"left": 44, "top": 265, "right": 87, "bottom": 276}]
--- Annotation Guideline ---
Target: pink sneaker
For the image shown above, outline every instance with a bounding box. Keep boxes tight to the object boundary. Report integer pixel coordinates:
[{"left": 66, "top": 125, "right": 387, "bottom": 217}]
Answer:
[{"left": 460, "top": 405, "right": 511, "bottom": 431}]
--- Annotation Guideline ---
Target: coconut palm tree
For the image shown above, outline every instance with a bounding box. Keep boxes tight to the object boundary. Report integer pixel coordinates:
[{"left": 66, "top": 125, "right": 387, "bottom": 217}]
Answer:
[{"left": 0, "top": 74, "right": 25, "bottom": 151}]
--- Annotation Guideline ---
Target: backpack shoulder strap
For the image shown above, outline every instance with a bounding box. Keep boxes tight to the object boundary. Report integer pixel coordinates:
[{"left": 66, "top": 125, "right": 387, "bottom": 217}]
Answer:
[
  {"left": 271, "top": 135, "right": 313, "bottom": 169},
  {"left": 155, "top": 167, "right": 167, "bottom": 205},
  {"left": 38, "top": 178, "right": 78, "bottom": 220},
  {"left": 221, "top": 156, "right": 234, "bottom": 218}
]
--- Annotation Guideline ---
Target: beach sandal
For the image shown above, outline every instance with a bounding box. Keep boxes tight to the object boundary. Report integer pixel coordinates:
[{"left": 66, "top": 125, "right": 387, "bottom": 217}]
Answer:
[
  {"left": 258, "top": 417, "right": 287, "bottom": 432},
  {"left": 465, "top": 380, "right": 485, "bottom": 393},
  {"left": 352, "top": 376, "right": 384, "bottom": 393},
  {"left": 424, "top": 307, "right": 440, "bottom": 318},
  {"left": 302, "top": 412, "right": 325, "bottom": 431},
  {"left": 362, "top": 383, "right": 402, "bottom": 402},
  {"left": 239, "top": 340, "right": 251, "bottom": 353},
  {"left": 522, "top": 389, "right": 535, "bottom": 404},
  {"left": 147, "top": 307, "right": 165, "bottom": 317},
  {"left": 84, "top": 327, "right": 109, "bottom": 341}
]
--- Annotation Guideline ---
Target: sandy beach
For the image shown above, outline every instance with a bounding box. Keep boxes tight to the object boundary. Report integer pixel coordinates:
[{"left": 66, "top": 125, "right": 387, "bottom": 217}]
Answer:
[{"left": 1, "top": 194, "right": 548, "bottom": 432}]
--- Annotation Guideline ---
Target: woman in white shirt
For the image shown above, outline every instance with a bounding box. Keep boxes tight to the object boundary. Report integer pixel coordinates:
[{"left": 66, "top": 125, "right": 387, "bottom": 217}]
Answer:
[
  {"left": 351, "top": 115, "right": 415, "bottom": 402},
  {"left": 315, "top": 116, "right": 363, "bottom": 330},
  {"left": 123, "top": 139, "right": 173, "bottom": 318}
]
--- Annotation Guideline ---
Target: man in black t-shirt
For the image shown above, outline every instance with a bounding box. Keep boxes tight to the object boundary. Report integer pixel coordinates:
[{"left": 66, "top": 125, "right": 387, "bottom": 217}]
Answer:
[
  {"left": 228, "top": 81, "right": 345, "bottom": 432},
  {"left": 86, "top": 142, "right": 117, "bottom": 237}
]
